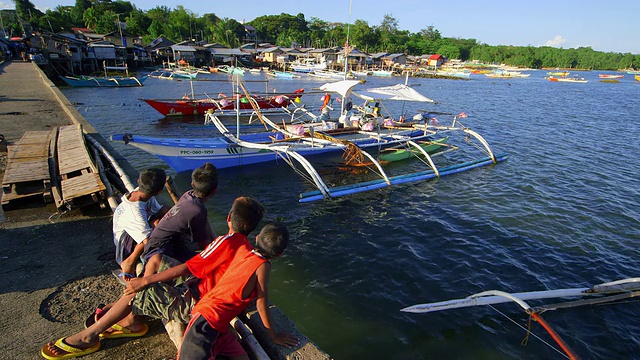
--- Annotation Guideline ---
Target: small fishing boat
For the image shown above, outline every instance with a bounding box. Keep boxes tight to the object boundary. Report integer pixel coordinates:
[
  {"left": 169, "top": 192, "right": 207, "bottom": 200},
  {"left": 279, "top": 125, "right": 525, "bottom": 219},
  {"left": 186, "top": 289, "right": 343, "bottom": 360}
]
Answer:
[
  {"left": 60, "top": 63, "right": 146, "bottom": 87},
  {"left": 265, "top": 70, "right": 301, "bottom": 79},
  {"left": 148, "top": 68, "right": 197, "bottom": 80},
  {"left": 547, "top": 70, "right": 570, "bottom": 76},
  {"left": 548, "top": 75, "right": 588, "bottom": 83},
  {"left": 402, "top": 277, "right": 640, "bottom": 360},
  {"left": 142, "top": 89, "right": 304, "bottom": 117},
  {"left": 598, "top": 74, "right": 624, "bottom": 79},
  {"left": 371, "top": 69, "right": 394, "bottom": 77}
]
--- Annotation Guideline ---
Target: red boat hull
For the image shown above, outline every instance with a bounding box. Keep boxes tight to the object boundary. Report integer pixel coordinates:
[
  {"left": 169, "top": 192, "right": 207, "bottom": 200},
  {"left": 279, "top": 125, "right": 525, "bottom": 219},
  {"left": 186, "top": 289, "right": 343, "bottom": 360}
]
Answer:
[{"left": 143, "top": 89, "right": 304, "bottom": 116}]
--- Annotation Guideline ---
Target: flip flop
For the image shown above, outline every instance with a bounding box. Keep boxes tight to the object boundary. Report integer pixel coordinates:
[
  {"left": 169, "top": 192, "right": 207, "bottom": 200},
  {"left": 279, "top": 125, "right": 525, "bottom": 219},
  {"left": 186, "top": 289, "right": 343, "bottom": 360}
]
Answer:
[
  {"left": 99, "top": 323, "right": 149, "bottom": 339},
  {"left": 111, "top": 269, "right": 135, "bottom": 285},
  {"left": 40, "top": 337, "right": 100, "bottom": 359},
  {"left": 84, "top": 304, "right": 106, "bottom": 328}
]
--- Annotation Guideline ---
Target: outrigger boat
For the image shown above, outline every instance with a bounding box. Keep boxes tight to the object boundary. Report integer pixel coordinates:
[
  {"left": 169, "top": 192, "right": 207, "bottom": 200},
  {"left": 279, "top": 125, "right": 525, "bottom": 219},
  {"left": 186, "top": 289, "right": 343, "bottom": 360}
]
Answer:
[
  {"left": 112, "top": 79, "right": 506, "bottom": 202},
  {"left": 141, "top": 89, "right": 304, "bottom": 117},
  {"left": 61, "top": 62, "right": 146, "bottom": 87},
  {"left": 401, "top": 277, "right": 640, "bottom": 359}
]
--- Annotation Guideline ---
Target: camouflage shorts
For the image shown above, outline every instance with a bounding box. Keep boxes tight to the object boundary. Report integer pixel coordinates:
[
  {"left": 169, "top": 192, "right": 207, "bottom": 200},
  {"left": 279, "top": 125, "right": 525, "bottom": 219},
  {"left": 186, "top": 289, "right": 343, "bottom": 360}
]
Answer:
[{"left": 131, "top": 255, "right": 198, "bottom": 324}]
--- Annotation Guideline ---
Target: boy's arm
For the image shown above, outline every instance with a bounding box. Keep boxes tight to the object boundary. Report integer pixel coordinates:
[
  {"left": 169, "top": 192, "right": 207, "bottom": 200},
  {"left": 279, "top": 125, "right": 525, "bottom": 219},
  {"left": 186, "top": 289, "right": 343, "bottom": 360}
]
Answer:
[
  {"left": 120, "top": 239, "right": 147, "bottom": 276},
  {"left": 255, "top": 263, "right": 299, "bottom": 348},
  {"left": 148, "top": 205, "right": 170, "bottom": 228},
  {"left": 124, "top": 263, "right": 191, "bottom": 295}
]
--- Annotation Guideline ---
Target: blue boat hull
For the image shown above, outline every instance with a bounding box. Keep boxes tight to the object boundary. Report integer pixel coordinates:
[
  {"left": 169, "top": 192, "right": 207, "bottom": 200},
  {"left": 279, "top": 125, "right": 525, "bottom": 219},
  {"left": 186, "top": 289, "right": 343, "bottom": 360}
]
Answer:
[{"left": 111, "top": 129, "right": 432, "bottom": 173}]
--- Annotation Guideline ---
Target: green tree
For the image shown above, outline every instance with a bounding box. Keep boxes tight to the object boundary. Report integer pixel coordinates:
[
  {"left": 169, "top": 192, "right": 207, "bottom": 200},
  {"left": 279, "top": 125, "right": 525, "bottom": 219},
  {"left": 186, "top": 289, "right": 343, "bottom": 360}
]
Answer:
[
  {"left": 12, "top": 0, "right": 43, "bottom": 22},
  {"left": 125, "top": 8, "right": 151, "bottom": 37},
  {"left": 71, "top": 0, "right": 91, "bottom": 26}
]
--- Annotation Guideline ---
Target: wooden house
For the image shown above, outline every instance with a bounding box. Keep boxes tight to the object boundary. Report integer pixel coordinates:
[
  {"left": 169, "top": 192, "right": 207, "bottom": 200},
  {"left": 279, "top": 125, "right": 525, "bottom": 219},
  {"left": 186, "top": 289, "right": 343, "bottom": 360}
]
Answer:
[{"left": 427, "top": 54, "right": 445, "bottom": 67}]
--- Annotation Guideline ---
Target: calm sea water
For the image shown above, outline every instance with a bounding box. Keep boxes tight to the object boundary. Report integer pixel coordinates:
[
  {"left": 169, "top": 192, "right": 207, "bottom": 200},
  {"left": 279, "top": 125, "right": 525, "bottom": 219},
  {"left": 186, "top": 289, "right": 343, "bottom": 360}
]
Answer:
[{"left": 63, "top": 70, "right": 640, "bottom": 359}]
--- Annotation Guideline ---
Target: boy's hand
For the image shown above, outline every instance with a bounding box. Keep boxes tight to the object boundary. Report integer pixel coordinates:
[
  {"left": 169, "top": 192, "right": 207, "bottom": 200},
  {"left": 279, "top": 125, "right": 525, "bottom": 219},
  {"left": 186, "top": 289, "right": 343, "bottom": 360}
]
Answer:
[
  {"left": 124, "top": 277, "right": 148, "bottom": 296},
  {"left": 273, "top": 332, "right": 299, "bottom": 348}
]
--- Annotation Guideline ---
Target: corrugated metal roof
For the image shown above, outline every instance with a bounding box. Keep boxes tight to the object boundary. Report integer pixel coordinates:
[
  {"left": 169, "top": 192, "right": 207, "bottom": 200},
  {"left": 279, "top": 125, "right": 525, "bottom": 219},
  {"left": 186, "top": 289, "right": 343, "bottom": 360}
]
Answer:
[{"left": 171, "top": 45, "right": 196, "bottom": 52}]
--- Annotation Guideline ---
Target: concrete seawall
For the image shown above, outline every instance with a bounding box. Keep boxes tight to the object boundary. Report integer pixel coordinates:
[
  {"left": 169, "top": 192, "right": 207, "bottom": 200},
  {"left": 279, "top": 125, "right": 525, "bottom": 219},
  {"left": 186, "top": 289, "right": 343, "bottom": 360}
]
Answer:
[{"left": 0, "top": 60, "right": 330, "bottom": 360}]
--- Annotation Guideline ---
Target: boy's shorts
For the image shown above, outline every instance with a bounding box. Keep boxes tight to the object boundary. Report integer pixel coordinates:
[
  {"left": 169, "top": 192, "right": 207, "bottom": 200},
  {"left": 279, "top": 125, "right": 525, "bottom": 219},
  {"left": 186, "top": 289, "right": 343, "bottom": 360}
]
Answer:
[
  {"left": 131, "top": 255, "right": 198, "bottom": 324},
  {"left": 178, "top": 313, "right": 246, "bottom": 359}
]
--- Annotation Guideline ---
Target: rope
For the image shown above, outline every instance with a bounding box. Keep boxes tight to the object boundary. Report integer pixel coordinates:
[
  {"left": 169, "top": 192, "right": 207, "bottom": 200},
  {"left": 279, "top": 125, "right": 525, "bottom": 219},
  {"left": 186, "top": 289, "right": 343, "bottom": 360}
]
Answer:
[{"left": 487, "top": 304, "right": 571, "bottom": 359}]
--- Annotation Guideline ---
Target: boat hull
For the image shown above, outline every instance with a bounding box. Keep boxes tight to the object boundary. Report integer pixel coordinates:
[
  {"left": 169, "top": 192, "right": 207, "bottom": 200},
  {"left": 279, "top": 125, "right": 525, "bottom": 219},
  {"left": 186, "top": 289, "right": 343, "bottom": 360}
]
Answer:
[
  {"left": 143, "top": 90, "right": 303, "bottom": 116},
  {"left": 111, "top": 129, "right": 432, "bottom": 173},
  {"left": 378, "top": 137, "right": 449, "bottom": 162}
]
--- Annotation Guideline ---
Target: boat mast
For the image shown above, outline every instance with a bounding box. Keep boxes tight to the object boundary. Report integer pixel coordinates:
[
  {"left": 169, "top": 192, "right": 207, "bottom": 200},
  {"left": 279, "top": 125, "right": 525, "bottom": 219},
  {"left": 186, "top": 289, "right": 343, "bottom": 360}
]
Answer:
[{"left": 341, "top": 0, "right": 353, "bottom": 116}]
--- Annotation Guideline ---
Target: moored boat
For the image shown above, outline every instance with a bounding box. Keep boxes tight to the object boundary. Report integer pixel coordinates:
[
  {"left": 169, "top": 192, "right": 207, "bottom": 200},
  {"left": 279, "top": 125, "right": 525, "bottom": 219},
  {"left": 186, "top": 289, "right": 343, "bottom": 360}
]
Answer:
[
  {"left": 60, "top": 63, "right": 146, "bottom": 87},
  {"left": 61, "top": 74, "right": 147, "bottom": 87},
  {"left": 142, "top": 89, "right": 304, "bottom": 117},
  {"left": 598, "top": 74, "right": 624, "bottom": 79}
]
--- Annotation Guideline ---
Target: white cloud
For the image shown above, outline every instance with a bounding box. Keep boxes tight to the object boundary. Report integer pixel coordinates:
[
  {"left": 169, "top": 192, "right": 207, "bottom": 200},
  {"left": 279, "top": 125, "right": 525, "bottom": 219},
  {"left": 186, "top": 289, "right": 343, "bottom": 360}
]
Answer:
[
  {"left": 0, "top": 1, "right": 15, "bottom": 10},
  {"left": 545, "top": 35, "right": 567, "bottom": 48}
]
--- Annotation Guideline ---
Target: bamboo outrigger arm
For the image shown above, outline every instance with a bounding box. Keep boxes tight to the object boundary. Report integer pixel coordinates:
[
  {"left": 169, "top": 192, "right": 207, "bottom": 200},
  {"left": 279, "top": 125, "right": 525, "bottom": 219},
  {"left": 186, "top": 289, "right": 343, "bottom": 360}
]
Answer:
[
  {"left": 461, "top": 127, "right": 497, "bottom": 163},
  {"left": 406, "top": 140, "right": 439, "bottom": 177}
]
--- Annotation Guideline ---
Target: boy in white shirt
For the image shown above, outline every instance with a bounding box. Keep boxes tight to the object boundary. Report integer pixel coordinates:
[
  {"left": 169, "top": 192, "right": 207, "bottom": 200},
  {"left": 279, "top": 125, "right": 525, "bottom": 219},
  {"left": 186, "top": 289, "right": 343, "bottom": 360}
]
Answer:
[{"left": 113, "top": 168, "right": 170, "bottom": 279}]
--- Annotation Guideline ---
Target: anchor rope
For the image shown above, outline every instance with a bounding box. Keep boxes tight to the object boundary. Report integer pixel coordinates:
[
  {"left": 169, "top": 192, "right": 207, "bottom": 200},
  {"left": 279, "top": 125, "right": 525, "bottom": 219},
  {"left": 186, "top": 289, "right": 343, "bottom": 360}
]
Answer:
[{"left": 487, "top": 304, "right": 571, "bottom": 359}]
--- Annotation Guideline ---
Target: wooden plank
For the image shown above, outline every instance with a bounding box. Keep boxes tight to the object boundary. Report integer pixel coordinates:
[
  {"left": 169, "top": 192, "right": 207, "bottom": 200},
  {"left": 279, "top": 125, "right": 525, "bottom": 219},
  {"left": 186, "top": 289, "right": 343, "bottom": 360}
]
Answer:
[
  {"left": 57, "top": 124, "right": 96, "bottom": 174},
  {"left": 1, "top": 130, "right": 54, "bottom": 206},
  {"left": 55, "top": 124, "right": 105, "bottom": 208},
  {"left": 61, "top": 173, "right": 105, "bottom": 199}
]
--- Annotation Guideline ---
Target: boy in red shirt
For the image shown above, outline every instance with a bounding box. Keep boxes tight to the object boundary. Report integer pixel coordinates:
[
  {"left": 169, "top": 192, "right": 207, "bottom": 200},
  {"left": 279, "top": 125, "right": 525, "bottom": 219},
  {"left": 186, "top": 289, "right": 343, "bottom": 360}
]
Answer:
[
  {"left": 40, "top": 197, "right": 297, "bottom": 359},
  {"left": 178, "top": 221, "right": 298, "bottom": 359}
]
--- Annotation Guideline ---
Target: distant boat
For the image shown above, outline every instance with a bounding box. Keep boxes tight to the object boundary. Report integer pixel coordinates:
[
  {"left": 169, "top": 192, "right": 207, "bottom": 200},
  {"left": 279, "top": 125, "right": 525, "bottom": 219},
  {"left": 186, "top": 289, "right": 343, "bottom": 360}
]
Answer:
[
  {"left": 548, "top": 76, "right": 588, "bottom": 83},
  {"left": 290, "top": 58, "right": 327, "bottom": 73},
  {"left": 547, "top": 71, "right": 570, "bottom": 77},
  {"left": 148, "top": 68, "right": 197, "bottom": 80},
  {"left": 371, "top": 69, "right": 394, "bottom": 77},
  {"left": 60, "top": 63, "right": 146, "bottom": 87},
  {"left": 598, "top": 74, "right": 624, "bottom": 79},
  {"left": 265, "top": 70, "right": 301, "bottom": 79}
]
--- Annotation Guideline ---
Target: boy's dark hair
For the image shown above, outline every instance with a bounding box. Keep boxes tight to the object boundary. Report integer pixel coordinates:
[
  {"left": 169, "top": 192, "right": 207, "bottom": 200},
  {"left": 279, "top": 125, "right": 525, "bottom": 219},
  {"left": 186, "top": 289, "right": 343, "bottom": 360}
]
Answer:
[
  {"left": 191, "top": 162, "right": 218, "bottom": 198},
  {"left": 138, "top": 168, "right": 166, "bottom": 195},
  {"left": 255, "top": 222, "right": 289, "bottom": 259},
  {"left": 229, "top": 196, "right": 265, "bottom": 235}
]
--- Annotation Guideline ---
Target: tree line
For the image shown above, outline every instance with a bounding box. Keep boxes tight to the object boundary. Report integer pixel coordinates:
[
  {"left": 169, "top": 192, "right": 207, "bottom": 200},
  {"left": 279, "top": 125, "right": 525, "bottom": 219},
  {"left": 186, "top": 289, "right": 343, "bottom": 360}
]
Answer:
[{"left": 6, "top": 0, "right": 640, "bottom": 70}]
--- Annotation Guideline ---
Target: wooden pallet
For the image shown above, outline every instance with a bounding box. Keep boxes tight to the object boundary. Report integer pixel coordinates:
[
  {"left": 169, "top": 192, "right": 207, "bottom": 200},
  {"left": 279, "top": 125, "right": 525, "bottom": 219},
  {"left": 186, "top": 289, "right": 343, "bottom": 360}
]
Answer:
[
  {"left": 55, "top": 124, "right": 106, "bottom": 209},
  {"left": 1, "top": 130, "right": 54, "bottom": 208}
]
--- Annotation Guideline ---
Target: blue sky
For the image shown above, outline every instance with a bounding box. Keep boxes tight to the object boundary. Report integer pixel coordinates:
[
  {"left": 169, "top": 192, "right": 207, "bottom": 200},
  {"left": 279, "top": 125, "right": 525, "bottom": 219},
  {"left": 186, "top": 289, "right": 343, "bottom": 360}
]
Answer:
[{"left": 3, "top": 0, "right": 639, "bottom": 54}]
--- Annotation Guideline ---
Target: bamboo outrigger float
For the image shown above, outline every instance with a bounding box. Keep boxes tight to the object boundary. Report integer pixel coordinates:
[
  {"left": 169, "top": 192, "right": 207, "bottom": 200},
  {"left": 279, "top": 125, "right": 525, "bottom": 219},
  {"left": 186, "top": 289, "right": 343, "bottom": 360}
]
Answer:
[{"left": 401, "top": 278, "right": 640, "bottom": 359}]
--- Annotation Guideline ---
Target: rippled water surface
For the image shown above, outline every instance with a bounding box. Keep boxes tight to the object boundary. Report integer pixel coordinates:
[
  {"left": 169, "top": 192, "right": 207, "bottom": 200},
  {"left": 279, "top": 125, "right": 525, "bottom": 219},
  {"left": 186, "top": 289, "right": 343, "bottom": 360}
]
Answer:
[{"left": 63, "top": 71, "right": 640, "bottom": 359}]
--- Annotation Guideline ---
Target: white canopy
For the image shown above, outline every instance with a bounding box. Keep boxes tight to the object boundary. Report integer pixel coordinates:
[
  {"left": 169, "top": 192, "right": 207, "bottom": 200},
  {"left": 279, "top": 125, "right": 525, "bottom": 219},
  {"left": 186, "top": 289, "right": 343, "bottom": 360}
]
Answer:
[
  {"left": 353, "top": 84, "right": 436, "bottom": 103},
  {"left": 319, "top": 80, "right": 362, "bottom": 98}
]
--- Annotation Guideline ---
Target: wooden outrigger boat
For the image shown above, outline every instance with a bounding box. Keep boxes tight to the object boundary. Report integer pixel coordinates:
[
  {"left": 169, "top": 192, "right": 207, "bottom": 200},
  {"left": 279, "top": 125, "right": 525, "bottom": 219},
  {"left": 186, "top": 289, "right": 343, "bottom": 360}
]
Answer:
[
  {"left": 60, "top": 62, "right": 146, "bottom": 87},
  {"left": 112, "top": 79, "right": 506, "bottom": 202},
  {"left": 401, "top": 277, "right": 640, "bottom": 359},
  {"left": 141, "top": 89, "right": 304, "bottom": 117}
]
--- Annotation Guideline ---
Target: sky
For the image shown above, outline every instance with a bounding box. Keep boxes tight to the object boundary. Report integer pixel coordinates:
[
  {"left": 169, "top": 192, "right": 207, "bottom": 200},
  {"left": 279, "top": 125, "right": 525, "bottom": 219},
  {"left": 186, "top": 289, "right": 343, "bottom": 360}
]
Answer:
[{"left": 2, "top": 0, "right": 639, "bottom": 54}]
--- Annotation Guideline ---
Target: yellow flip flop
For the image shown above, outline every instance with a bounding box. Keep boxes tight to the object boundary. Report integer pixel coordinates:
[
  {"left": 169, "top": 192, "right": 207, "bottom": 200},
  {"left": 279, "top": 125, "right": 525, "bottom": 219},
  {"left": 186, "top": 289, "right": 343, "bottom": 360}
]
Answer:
[
  {"left": 40, "top": 337, "right": 100, "bottom": 359},
  {"left": 99, "top": 323, "right": 149, "bottom": 339}
]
